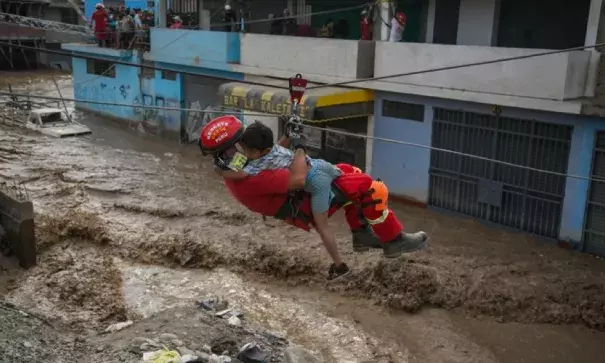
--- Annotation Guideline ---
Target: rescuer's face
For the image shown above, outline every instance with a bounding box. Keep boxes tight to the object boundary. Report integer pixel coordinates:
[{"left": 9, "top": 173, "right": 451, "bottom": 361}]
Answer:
[{"left": 223, "top": 146, "right": 238, "bottom": 158}]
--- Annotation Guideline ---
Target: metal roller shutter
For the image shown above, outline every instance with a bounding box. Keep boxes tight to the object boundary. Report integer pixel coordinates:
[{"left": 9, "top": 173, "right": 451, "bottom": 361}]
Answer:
[{"left": 429, "top": 108, "right": 572, "bottom": 239}]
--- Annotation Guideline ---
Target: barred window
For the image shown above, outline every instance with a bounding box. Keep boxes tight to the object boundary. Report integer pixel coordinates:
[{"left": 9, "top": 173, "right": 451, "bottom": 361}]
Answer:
[
  {"left": 86, "top": 60, "right": 116, "bottom": 78},
  {"left": 141, "top": 60, "right": 155, "bottom": 79},
  {"left": 382, "top": 100, "right": 424, "bottom": 122},
  {"left": 161, "top": 70, "right": 177, "bottom": 81}
]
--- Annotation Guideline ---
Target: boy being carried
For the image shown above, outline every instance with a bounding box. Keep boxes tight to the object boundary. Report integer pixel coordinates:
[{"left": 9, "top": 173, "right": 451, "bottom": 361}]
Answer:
[{"left": 217, "top": 121, "right": 350, "bottom": 281}]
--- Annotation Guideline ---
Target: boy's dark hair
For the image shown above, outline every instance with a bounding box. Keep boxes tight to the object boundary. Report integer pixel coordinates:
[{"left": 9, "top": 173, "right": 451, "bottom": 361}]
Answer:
[{"left": 240, "top": 121, "right": 274, "bottom": 151}]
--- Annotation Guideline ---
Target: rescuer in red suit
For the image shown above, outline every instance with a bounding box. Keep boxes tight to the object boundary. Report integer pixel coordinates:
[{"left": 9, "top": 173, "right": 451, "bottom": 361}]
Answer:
[
  {"left": 91, "top": 3, "right": 109, "bottom": 47},
  {"left": 199, "top": 115, "right": 428, "bottom": 273}
]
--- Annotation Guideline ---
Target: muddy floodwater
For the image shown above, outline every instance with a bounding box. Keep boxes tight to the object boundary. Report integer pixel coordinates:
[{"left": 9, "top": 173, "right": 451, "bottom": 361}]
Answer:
[{"left": 1, "top": 70, "right": 605, "bottom": 363}]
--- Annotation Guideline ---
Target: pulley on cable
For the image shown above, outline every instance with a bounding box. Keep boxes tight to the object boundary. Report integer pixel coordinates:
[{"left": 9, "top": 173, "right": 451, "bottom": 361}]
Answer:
[{"left": 287, "top": 73, "right": 308, "bottom": 139}]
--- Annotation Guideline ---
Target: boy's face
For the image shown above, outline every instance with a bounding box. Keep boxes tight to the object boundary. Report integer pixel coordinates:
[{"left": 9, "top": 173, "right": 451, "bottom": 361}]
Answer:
[{"left": 239, "top": 143, "right": 269, "bottom": 161}]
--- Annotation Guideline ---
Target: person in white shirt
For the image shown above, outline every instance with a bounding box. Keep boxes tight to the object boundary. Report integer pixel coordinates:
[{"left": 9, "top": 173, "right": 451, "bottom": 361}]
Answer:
[{"left": 389, "top": 12, "right": 406, "bottom": 42}]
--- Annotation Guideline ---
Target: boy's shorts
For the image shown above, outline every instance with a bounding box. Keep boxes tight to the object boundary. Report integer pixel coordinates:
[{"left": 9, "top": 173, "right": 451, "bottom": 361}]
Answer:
[{"left": 304, "top": 159, "right": 342, "bottom": 214}]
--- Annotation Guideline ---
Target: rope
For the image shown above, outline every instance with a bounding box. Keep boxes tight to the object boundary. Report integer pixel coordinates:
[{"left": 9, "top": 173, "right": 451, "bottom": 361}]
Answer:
[{"left": 0, "top": 91, "right": 602, "bottom": 184}]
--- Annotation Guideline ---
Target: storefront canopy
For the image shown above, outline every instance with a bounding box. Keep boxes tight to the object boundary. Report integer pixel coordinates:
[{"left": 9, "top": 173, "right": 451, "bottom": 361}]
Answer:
[{"left": 218, "top": 82, "right": 374, "bottom": 122}]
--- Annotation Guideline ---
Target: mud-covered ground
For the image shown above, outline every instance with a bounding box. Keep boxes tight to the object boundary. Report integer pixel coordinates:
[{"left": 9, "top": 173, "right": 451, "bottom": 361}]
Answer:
[
  {"left": 1, "top": 71, "right": 605, "bottom": 362},
  {"left": 0, "top": 293, "right": 291, "bottom": 363},
  {"left": 2, "top": 119, "right": 603, "bottom": 330}
]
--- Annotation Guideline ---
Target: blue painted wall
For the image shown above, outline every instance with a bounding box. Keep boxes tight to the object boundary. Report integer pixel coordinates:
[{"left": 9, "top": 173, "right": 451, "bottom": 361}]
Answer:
[
  {"left": 125, "top": 0, "right": 149, "bottom": 10},
  {"left": 84, "top": 0, "right": 97, "bottom": 19},
  {"left": 64, "top": 45, "right": 141, "bottom": 120},
  {"left": 372, "top": 91, "right": 598, "bottom": 245},
  {"left": 148, "top": 29, "right": 241, "bottom": 71},
  {"left": 140, "top": 69, "right": 183, "bottom": 135},
  {"left": 371, "top": 97, "right": 432, "bottom": 203}
]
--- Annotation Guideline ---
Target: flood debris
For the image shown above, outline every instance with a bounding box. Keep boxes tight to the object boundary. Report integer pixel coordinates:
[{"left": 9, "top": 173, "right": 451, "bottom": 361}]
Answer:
[
  {"left": 104, "top": 320, "right": 133, "bottom": 333},
  {"left": 237, "top": 342, "right": 268, "bottom": 363},
  {"left": 283, "top": 346, "right": 323, "bottom": 363}
]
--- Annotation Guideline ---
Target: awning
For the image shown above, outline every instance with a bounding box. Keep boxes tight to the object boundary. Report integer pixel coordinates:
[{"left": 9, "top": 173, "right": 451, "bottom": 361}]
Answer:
[{"left": 218, "top": 82, "right": 374, "bottom": 122}]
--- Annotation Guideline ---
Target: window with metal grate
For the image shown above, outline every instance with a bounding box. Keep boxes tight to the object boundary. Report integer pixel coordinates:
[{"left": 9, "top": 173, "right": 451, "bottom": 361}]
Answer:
[
  {"left": 382, "top": 100, "right": 425, "bottom": 122},
  {"left": 86, "top": 59, "right": 116, "bottom": 78}
]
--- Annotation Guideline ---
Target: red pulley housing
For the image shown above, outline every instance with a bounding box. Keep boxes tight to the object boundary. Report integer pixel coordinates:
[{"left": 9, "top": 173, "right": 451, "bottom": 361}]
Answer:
[{"left": 288, "top": 74, "right": 308, "bottom": 104}]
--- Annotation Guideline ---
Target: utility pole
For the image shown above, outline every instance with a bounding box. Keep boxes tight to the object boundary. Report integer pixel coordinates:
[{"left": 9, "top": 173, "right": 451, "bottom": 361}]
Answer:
[
  {"left": 379, "top": 0, "right": 392, "bottom": 41},
  {"left": 158, "top": 0, "right": 167, "bottom": 28}
]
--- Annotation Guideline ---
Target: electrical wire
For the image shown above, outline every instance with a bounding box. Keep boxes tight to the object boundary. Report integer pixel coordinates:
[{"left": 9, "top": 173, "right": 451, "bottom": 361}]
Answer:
[
  {"left": 206, "top": 3, "right": 369, "bottom": 28},
  {"left": 0, "top": 41, "right": 290, "bottom": 90},
  {"left": 51, "top": 2, "right": 370, "bottom": 91},
  {"left": 4, "top": 38, "right": 605, "bottom": 96},
  {"left": 309, "top": 42, "right": 605, "bottom": 90},
  {"left": 0, "top": 90, "right": 601, "bottom": 184},
  {"left": 73, "top": 36, "right": 138, "bottom": 88}
]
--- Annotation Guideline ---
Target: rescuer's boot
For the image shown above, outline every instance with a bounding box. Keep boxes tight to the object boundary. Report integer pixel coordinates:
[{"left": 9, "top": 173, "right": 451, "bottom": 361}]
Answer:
[
  {"left": 351, "top": 227, "right": 383, "bottom": 252},
  {"left": 383, "top": 231, "right": 429, "bottom": 258}
]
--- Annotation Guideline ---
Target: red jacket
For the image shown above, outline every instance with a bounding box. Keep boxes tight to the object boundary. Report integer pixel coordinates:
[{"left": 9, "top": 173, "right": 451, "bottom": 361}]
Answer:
[
  {"left": 361, "top": 18, "right": 372, "bottom": 40},
  {"left": 91, "top": 10, "right": 108, "bottom": 32}
]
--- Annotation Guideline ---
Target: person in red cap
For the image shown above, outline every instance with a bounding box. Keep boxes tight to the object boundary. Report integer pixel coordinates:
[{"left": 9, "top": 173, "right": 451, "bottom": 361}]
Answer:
[
  {"left": 199, "top": 115, "right": 428, "bottom": 280},
  {"left": 91, "top": 3, "right": 109, "bottom": 47},
  {"left": 389, "top": 12, "right": 406, "bottom": 42},
  {"left": 360, "top": 9, "right": 373, "bottom": 41}
]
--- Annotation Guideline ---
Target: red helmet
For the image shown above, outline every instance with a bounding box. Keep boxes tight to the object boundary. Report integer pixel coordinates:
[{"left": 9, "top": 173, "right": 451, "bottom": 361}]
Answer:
[
  {"left": 199, "top": 115, "right": 244, "bottom": 155},
  {"left": 396, "top": 12, "right": 406, "bottom": 23}
]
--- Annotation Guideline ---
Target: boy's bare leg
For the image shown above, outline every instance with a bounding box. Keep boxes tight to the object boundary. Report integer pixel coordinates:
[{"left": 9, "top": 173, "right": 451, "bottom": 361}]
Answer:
[{"left": 313, "top": 211, "right": 343, "bottom": 266}]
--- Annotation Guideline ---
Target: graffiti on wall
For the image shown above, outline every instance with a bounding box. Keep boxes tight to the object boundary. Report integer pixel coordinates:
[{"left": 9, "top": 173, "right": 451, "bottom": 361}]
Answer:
[
  {"left": 132, "top": 94, "right": 181, "bottom": 136},
  {"left": 75, "top": 82, "right": 133, "bottom": 117},
  {"left": 133, "top": 94, "right": 159, "bottom": 134}
]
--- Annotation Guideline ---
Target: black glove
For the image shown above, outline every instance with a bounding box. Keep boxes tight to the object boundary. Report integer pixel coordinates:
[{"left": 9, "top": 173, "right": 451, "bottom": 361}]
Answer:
[
  {"left": 290, "top": 133, "right": 307, "bottom": 151},
  {"left": 213, "top": 154, "right": 230, "bottom": 171}
]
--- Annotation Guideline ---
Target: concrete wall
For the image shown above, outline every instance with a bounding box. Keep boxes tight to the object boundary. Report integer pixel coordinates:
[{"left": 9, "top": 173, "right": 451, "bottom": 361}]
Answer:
[
  {"left": 64, "top": 45, "right": 142, "bottom": 121},
  {"left": 457, "top": 0, "right": 500, "bottom": 46},
  {"left": 0, "top": 189, "right": 35, "bottom": 269},
  {"left": 148, "top": 29, "right": 240, "bottom": 71},
  {"left": 371, "top": 95, "right": 432, "bottom": 204},
  {"left": 84, "top": 0, "right": 97, "bottom": 19},
  {"left": 373, "top": 42, "right": 591, "bottom": 100},
  {"left": 238, "top": 34, "right": 374, "bottom": 81},
  {"left": 140, "top": 68, "right": 184, "bottom": 138},
  {"left": 372, "top": 91, "right": 598, "bottom": 245}
]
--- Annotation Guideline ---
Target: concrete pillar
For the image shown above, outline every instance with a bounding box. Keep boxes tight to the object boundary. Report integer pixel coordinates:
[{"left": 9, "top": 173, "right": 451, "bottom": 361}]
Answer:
[
  {"left": 157, "top": 0, "right": 167, "bottom": 28},
  {"left": 456, "top": 0, "right": 501, "bottom": 46},
  {"left": 379, "top": 1, "right": 391, "bottom": 41},
  {"left": 559, "top": 123, "right": 594, "bottom": 247},
  {"left": 585, "top": 0, "right": 605, "bottom": 45},
  {"left": 584, "top": 0, "right": 605, "bottom": 97},
  {"left": 424, "top": 0, "right": 437, "bottom": 43}
]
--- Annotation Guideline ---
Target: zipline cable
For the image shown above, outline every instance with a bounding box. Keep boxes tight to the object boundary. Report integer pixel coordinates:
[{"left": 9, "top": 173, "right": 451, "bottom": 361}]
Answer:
[
  {"left": 309, "top": 42, "right": 605, "bottom": 89},
  {"left": 3, "top": 39, "right": 605, "bottom": 95},
  {"left": 0, "top": 41, "right": 290, "bottom": 90},
  {"left": 0, "top": 90, "right": 600, "bottom": 184}
]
